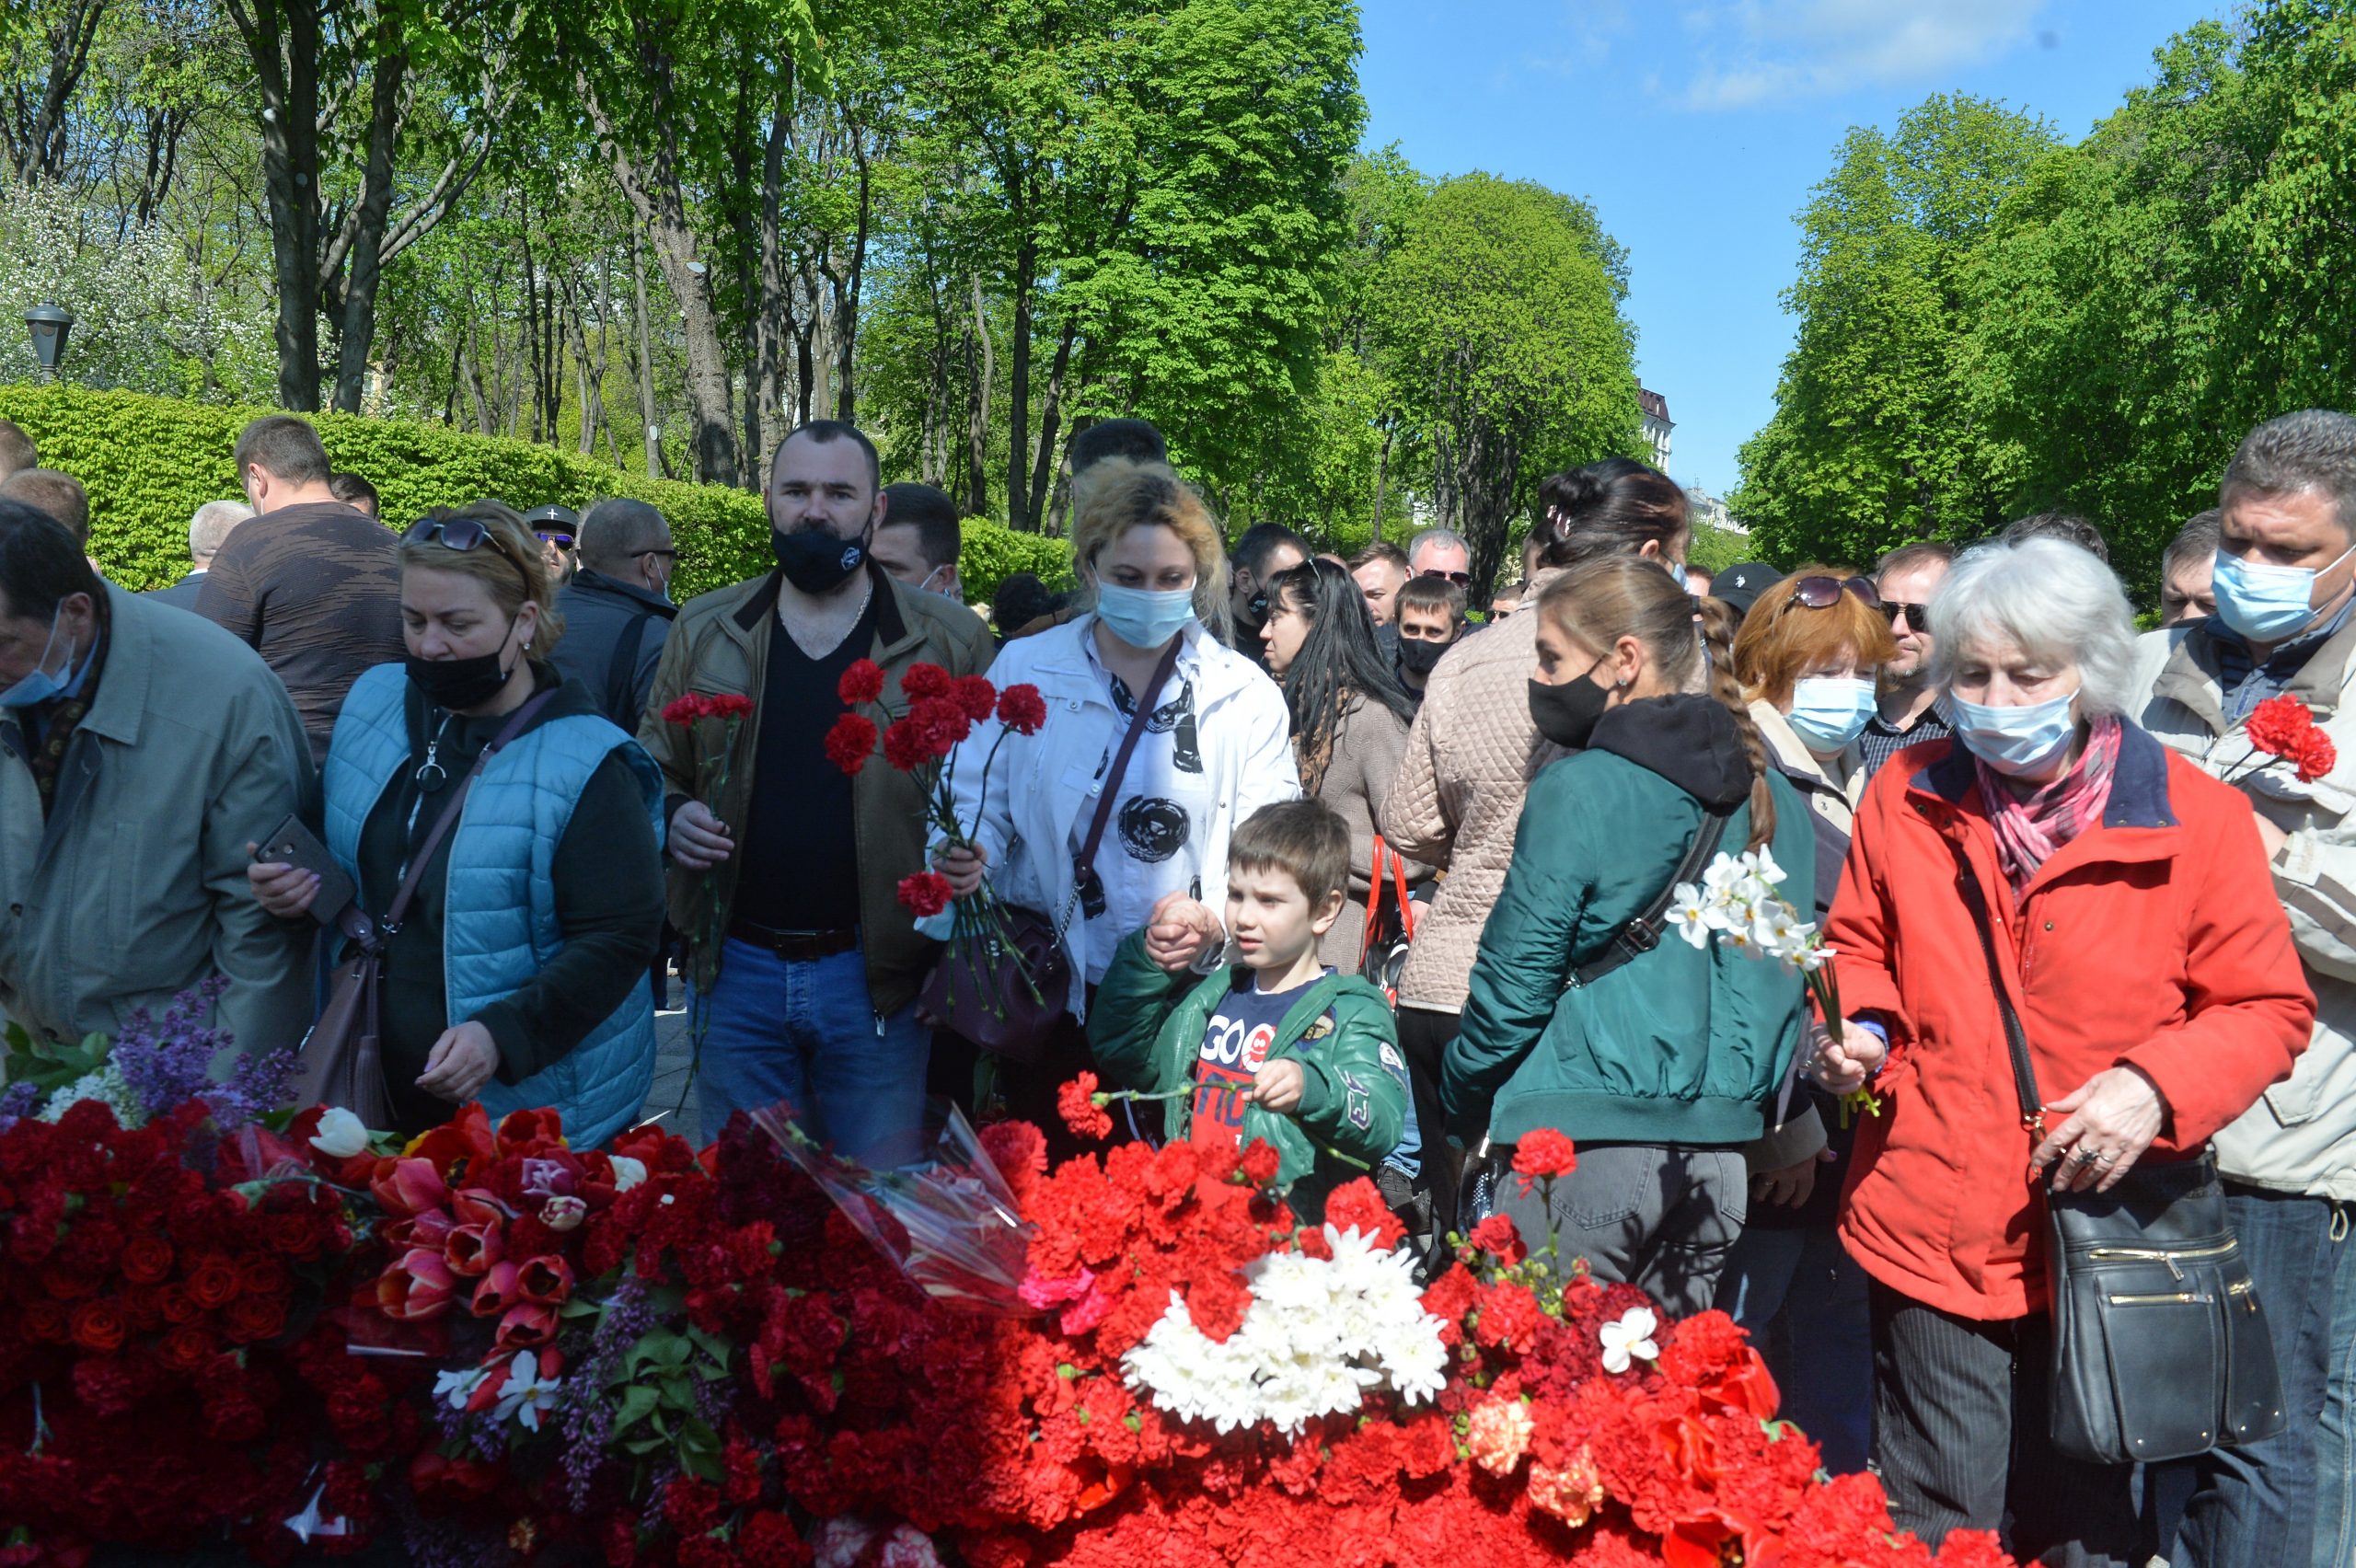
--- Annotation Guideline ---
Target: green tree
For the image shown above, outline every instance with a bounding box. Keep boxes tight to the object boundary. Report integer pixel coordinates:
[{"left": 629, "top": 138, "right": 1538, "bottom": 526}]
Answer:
[
  {"left": 1731, "top": 96, "right": 2056, "bottom": 566},
  {"left": 1370, "top": 171, "right": 1637, "bottom": 594}
]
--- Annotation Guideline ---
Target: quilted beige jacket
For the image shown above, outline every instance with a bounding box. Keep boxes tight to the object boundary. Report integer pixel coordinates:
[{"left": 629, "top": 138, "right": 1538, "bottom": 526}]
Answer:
[{"left": 1379, "top": 568, "right": 1567, "bottom": 1013}]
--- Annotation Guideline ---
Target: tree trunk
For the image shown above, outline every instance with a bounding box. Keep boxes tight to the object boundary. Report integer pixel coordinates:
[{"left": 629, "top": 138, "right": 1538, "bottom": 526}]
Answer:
[
  {"left": 463, "top": 323, "right": 491, "bottom": 435},
  {"left": 1369, "top": 422, "right": 1393, "bottom": 542},
  {"left": 966, "top": 275, "right": 992, "bottom": 517},
  {"left": 629, "top": 232, "right": 662, "bottom": 478},
  {"left": 832, "top": 128, "right": 872, "bottom": 422},
  {"left": 756, "top": 99, "right": 792, "bottom": 466},
  {"left": 1022, "top": 317, "right": 1077, "bottom": 533},
  {"left": 6, "top": 0, "right": 107, "bottom": 184},
  {"left": 1006, "top": 226, "right": 1036, "bottom": 530},
  {"left": 228, "top": 0, "right": 324, "bottom": 409},
  {"left": 328, "top": 22, "right": 407, "bottom": 415}
]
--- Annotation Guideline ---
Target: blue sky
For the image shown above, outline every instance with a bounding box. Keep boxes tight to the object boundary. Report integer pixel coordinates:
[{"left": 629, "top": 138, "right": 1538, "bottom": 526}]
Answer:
[{"left": 1358, "top": 0, "right": 2228, "bottom": 498}]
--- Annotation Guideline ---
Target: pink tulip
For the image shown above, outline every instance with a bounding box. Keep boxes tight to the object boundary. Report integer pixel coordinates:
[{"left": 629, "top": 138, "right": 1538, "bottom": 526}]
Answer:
[
  {"left": 381, "top": 1207, "right": 455, "bottom": 1253},
  {"left": 494, "top": 1301, "right": 558, "bottom": 1351},
  {"left": 369, "top": 1157, "right": 448, "bottom": 1218},
  {"left": 451, "top": 1187, "right": 509, "bottom": 1228},
  {"left": 376, "top": 1248, "right": 455, "bottom": 1320},
  {"left": 445, "top": 1222, "right": 504, "bottom": 1278},
  {"left": 517, "top": 1255, "right": 573, "bottom": 1307},
  {"left": 470, "top": 1259, "right": 521, "bottom": 1318}
]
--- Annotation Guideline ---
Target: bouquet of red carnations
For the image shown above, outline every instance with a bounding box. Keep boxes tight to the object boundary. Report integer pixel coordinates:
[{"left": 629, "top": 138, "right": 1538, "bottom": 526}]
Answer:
[{"left": 826, "top": 659, "right": 1049, "bottom": 1020}]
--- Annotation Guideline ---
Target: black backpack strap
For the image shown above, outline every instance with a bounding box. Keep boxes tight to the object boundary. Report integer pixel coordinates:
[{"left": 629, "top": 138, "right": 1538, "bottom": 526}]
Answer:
[
  {"left": 605, "top": 610, "right": 656, "bottom": 731},
  {"left": 1571, "top": 804, "right": 1734, "bottom": 987}
]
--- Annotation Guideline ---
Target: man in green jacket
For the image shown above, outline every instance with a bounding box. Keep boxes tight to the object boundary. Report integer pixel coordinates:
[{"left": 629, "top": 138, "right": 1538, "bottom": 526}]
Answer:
[
  {"left": 0, "top": 500, "right": 315, "bottom": 1056},
  {"left": 1088, "top": 801, "right": 1409, "bottom": 1219}
]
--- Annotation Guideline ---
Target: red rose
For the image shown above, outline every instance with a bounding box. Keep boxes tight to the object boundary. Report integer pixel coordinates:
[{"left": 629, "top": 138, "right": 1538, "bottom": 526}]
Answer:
[
  {"left": 185, "top": 1254, "right": 239, "bottom": 1310},
  {"left": 995, "top": 683, "right": 1049, "bottom": 736},
  {"left": 68, "top": 1298, "right": 126, "bottom": 1355},
  {"left": 896, "top": 871, "right": 953, "bottom": 919},
  {"left": 662, "top": 692, "right": 716, "bottom": 727},
  {"left": 882, "top": 718, "right": 933, "bottom": 772},
  {"left": 119, "top": 1234, "right": 173, "bottom": 1285},
  {"left": 1057, "top": 1075, "right": 1114, "bottom": 1142},
  {"left": 708, "top": 693, "right": 755, "bottom": 721},
  {"left": 1237, "top": 1139, "right": 1282, "bottom": 1188},
  {"left": 225, "top": 1293, "right": 287, "bottom": 1343},
  {"left": 952, "top": 674, "right": 998, "bottom": 723},
  {"left": 19, "top": 1298, "right": 67, "bottom": 1342},
  {"left": 1511, "top": 1128, "right": 1578, "bottom": 1193},
  {"left": 824, "top": 712, "right": 878, "bottom": 776},
  {"left": 900, "top": 663, "right": 953, "bottom": 700},
  {"left": 2246, "top": 694, "right": 2316, "bottom": 757},
  {"left": 159, "top": 1324, "right": 213, "bottom": 1371},
  {"left": 2299, "top": 728, "right": 2339, "bottom": 783},
  {"left": 838, "top": 659, "right": 886, "bottom": 706}
]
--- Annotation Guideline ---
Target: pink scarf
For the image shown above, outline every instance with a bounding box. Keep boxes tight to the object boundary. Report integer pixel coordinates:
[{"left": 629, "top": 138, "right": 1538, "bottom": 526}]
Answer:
[{"left": 1977, "top": 715, "right": 2122, "bottom": 896}]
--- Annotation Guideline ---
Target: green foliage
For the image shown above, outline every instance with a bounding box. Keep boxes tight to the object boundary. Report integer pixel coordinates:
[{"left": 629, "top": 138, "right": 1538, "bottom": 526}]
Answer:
[
  {"left": 0, "top": 382, "right": 1069, "bottom": 606},
  {"left": 1370, "top": 172, "right": 1640, "bottom": 594},
  {"left": 0, "top": 1019, "right": 108, "bottom": 1098}
]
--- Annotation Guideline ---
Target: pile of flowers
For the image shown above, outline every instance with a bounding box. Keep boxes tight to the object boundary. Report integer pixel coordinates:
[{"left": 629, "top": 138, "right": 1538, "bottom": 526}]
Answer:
[{"left": 2, "top": 1052, "right": 2022, "bottom": 1567}]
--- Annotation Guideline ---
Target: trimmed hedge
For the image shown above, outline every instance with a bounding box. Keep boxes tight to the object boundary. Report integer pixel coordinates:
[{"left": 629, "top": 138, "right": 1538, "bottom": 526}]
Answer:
[{"left": 0, "top": 385, "right": 1073, "bottom": 605}]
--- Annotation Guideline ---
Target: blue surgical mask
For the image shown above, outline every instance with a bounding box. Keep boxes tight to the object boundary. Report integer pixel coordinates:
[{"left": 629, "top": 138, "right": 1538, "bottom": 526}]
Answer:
[
  {"left": 1952, "top": 686, "right": 2080, "bottom": 778},
  {"left": 1785, "top": 676, "right": 1876, "bottom": 755},
  {"left": 2212, "top": 544, "right": 2356, "bottom": 643},
  {"left": 0, "top": 611, "right": 87, "bottom": 709},
  {"left": 1093, "top": 582, "right": 1196, "bottom": 649}
]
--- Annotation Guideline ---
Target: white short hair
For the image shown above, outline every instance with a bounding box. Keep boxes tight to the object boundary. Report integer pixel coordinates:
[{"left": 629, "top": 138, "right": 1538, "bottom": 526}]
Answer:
[
  {"left": 189, "top": 499, "right": 253, "bottom": 563},
  {"left": 1927, "top": 536, "right": 2141, "bottom": 716}
]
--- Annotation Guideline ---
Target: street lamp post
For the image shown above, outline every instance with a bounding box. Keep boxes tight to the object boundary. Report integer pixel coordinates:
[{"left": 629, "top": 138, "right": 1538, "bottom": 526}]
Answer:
[{"left": 23, "top": 304, "right": 74, "bottom": 382}]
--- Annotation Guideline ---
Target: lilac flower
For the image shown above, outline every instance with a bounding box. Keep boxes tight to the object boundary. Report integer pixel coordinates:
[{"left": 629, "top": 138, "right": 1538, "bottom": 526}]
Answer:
[
  {"left": 556, "top": 1274, "right": 655, "bottom": 1511},
  {"left": 109, "top": 977, "right": 298, "bottom": 1130},
  {"left": 0, "top": 1078, "right": 37, "bottom": 1135}
]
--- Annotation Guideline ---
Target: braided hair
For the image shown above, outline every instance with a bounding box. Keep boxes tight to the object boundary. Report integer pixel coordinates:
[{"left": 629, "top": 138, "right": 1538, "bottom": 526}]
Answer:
[{"left": 1536, "top": 557, "right": 1778, "bottom": 851}]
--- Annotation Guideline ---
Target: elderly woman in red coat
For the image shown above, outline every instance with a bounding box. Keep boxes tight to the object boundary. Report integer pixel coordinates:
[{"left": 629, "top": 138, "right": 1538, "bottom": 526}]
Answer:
[{"left": 1811, "top": 536, "right": 2313, "bottom": 1563}]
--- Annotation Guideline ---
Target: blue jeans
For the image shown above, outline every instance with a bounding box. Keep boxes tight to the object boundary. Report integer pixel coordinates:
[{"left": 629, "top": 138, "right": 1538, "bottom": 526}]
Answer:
[
  {"left": 2312, "top": 1205, "right": 2356, "bottom": 1568},
  {"left": 2166, "top": 1182, "right": 2340, "bottom": 1567},
  {"left": 1715, "top": 1219, "right": 1873, "bottom": 1474},
  {"left": 692, "top": 937, "right": 931, "bottom": 1165}
]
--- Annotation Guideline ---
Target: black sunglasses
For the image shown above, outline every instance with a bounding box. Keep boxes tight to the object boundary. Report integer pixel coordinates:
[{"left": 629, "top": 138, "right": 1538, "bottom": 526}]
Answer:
[
  {"left": 1879, "top": 600, "right": 1932, "bottom": 629},
  {"left": 1784, "top": 574, "right": 1880, "bottom": 612},
  {"left": 406, "top": 517, "right": 530, "bottom": 573},
  {"left": 1417, "top": 568, "right": 1472, "bottom": 587},
  {"left": 535, "top": 530, "right": 576, "bottom": 548}
]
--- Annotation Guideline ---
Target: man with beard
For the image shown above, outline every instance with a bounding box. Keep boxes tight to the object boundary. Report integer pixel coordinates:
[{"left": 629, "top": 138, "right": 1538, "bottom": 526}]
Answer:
[
  {"left": 639, "top": 421, "right": 993, "bottom": 1158},
  {"left": 1855, "top": 541, "right": 1955, "bottom": 782}
]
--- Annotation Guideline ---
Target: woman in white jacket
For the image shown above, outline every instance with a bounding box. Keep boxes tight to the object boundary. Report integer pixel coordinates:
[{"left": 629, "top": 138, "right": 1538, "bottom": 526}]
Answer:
[{"left": 930, "top": 459, "right": 1299, "bottom": 1128}]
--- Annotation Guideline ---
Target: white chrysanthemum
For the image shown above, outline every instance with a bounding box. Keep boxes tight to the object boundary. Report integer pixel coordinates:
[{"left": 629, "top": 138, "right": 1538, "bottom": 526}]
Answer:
[{"left": 40, "top": 1066, "right": 141, "bottom": 1127}]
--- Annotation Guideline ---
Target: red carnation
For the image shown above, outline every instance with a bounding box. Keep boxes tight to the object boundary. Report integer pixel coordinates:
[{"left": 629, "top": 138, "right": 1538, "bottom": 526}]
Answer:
[
  {"left": 2299, "top": 728, "right": 2339, "bottom": 783},
  {"left": 825, "top": 712, "right": 878, "bottom": 776},
  {"left": 911, "top": 695, "right": 973, "bottom": 753},
  {"left": 1511, "top": 1128, "right": 1578, "bottom": 1193},
  {"left": 662, "top": 692, "right": 715, "bottom": 727},
  {"left": 1471, "top": 1280, "right": 1544, "bottom": 1354},
  {"left": 1237, "top": 1139, "right": 1282, "bottom": 1188},
  {"left": 838, "top": 659, "right": 886, "bottom": 706},
  {"left": 1468, "top": 1213, "right": 1526, "bottom": 1263},
  {"left": 882, "top": 718, "right": 934, "bottom": 772},
  {"left": 996, "top": 683, "right": 1049, "bottom": 736},
  {"left": 953, "top": 674, "right": 999, "bottom": 723},
  {"left": 897, "top": 871, "right": 953, "bottom": 919},
  {"left": 1323, "top": 1177, "right": 1406, "bottom": 1249},
  {"left": 901, "top": 663, "right": 953, "bottom": 700},
  {"left": 708, "top": 693, "right": 755, "bottom": 721},
  {"left": 2246, "top": 694, "right": 2316, "bottom": 757},
  {"left": 1057, "top": 1074, "right": 1114, "bottom": 1142}
]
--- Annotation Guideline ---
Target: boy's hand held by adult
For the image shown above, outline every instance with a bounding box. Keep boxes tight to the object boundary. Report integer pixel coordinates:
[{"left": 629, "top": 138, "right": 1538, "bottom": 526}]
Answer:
[{"left": 1144, "top": 891, "right": 1222, "bottom": 973}]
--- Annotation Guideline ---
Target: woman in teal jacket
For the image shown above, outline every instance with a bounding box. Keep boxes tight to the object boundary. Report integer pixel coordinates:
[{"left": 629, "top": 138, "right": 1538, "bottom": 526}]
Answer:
[{"left": 1447, "top": 557, "right": 1815, "bottom": 1314}]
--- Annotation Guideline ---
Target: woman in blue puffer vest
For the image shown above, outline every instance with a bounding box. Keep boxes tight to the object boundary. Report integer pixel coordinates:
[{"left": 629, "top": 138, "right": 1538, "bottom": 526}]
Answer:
[{"left": 248, "top": 502, "right": 665, "bottom": 1146}]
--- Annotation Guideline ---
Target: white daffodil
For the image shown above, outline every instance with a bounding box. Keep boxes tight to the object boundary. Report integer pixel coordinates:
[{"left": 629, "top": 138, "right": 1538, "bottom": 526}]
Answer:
[
  {"left": 433, "top": 1363, "right": 491, "bottom": 1412},
  {"left": 1702, "top": 851, "right": 1750, "bottom": 897},
  {"left": 493, "top": 1349, "right": 564, "bottom": 1433},
  {"left": 1666, "top": 882, "right": 1715, "bottom": 948},
  {"left": 308, "top": 1105, "right": 370, "bottom": 1159},
  {"left": 1744, "top": 845, "right": 1789, "bottom": 886},
  {"left": 1599, "top": 1306, "right": 1660, "bottom": 1375}
]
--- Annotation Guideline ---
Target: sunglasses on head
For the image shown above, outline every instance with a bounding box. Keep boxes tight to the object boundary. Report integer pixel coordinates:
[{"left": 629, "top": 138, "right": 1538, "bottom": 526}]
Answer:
[
  {"left": 406, "top": 517, "right": 529, "bottom": 571},
  {"left": 1879, "top": 599, "right": 1932, "bottom": 629},
  {"left": 1418, "top": 568, "right": 1472, "bottom": 587},
  {"left": 1784, "top": 574, "right": 1880, "bottom": 613}
]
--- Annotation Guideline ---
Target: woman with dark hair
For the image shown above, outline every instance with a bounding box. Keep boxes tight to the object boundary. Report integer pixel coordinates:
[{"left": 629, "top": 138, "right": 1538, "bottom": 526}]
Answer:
[
  {"left": 1260, "top": 559, "right": 1432, "bottom": 967},
  {"left": 1383, "top": 457, "right": 1691, "bottom": 1201}
]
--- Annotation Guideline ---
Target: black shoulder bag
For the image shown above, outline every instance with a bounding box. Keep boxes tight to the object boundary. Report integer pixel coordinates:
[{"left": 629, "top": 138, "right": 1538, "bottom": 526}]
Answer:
[{"left": 1950, "top": 845, "right": 2284, "bottom": 1465}]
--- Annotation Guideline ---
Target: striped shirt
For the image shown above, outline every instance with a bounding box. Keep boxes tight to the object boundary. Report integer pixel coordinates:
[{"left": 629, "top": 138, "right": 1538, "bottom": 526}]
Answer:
[{"left": 2203, "top": 603, "right": 2356, "bottom": 726}]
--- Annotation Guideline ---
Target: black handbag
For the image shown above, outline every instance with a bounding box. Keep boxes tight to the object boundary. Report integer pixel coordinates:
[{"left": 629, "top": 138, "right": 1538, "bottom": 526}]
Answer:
[{"left": 1950, "top": 848, "right": 2285, "bottom": 1466}]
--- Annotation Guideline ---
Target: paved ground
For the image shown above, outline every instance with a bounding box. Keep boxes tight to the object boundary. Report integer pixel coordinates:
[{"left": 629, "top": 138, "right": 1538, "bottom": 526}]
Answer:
[{"left": 637, "top": 980, "right": 703, "bottom": 1143}]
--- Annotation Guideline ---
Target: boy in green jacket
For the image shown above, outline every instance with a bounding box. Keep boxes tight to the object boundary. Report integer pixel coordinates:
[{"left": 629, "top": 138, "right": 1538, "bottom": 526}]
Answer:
[{"left": 1088, "top": 800, "right": 1410, "bottom": 1218}]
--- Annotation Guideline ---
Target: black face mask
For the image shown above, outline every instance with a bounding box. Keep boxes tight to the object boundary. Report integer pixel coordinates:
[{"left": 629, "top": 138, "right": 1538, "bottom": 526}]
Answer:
[
  {"left": 1397, "top": 636, "right": 1449, "bottom": 677},
  {"left": 773, "top": 523, "right": 869, "bottom": 594},
  {"left": 1527, "top": 657, "right": 1612, "bottom": 750},
  {"left": 408, "top": 627, "right": 521, "bottom": 713}
]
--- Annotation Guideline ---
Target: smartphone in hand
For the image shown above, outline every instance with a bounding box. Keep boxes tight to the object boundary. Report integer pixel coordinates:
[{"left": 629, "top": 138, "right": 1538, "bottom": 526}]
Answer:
[{"left": 255, "top": 812, "right": 358, "bottom": 926}]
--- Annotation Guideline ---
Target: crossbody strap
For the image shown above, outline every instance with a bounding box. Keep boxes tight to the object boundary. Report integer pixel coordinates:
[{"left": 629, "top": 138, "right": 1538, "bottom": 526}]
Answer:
[
  {"left": 1571, "top": 804, "right": 1734, "bottom": 987},
  {"left": 376, "top": 688, "right": 561, "bottom": 938},
  {"left": 1055, "top": 636, "right": 1184, "bottom": 939},
  {"left": 1946, "top": 834, "right": 2047, "bottom": 1138}
]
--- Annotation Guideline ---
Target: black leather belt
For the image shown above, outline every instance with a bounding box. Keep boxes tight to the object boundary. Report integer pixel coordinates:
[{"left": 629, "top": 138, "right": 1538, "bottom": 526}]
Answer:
[{"left": 727, "top": 919, "right": 859, "bottom": 962}]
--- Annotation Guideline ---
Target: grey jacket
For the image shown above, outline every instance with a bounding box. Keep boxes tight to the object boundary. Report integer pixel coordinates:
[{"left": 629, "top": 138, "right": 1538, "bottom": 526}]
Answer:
[
  {"left": 2131, "top": 621, "right": 2356, "bottom": 1199},
  {"left": 0, "top": 585, "right": 316, "bottom": 1056},
  {"left": 144, "top": 571, "right": 207, "bottom": 613},
  {"left": 1313, "top": 696, "right": 1434, "bottom": 970},
  {"left": 552, "top": 570, "right": 676, "bottom": 734}
]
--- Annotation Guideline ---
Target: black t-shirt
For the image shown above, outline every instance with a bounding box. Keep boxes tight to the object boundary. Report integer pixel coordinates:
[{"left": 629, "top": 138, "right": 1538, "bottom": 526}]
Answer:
[{"left": 732, "top": 596, "right": 877, "bottom": 930}]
